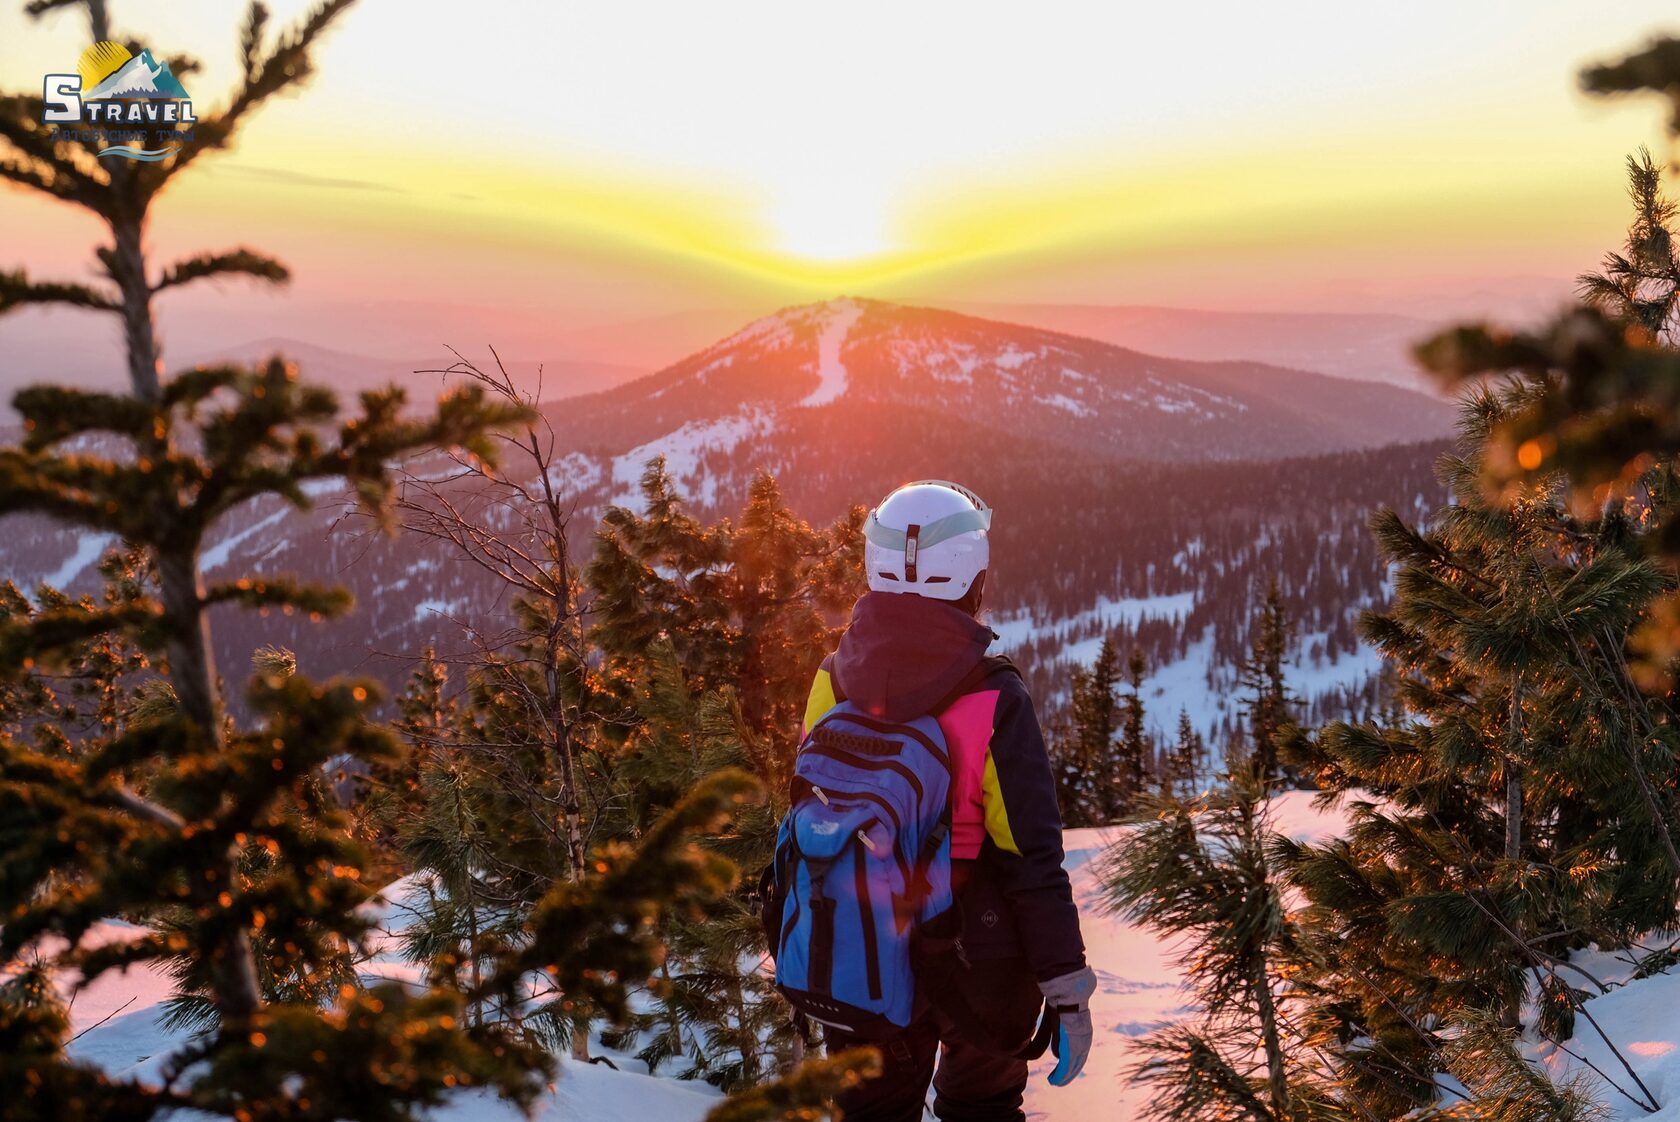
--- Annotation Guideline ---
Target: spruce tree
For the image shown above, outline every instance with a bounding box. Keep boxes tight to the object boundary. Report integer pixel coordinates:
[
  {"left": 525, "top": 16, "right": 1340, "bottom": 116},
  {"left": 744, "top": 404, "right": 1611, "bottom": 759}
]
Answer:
[
  {"left": 0, "top": 546, "right": 152, "bottom": 756},
  {"left": 1116, "top": 646, "right": 1151, "bottom": 814},
  {"left": 1053, "top": 638, "right": 1154, "bottom": 824},
  {"left": 1045, "top": 711, "right": 1089, "bottom": 827},
  {"left": 1164, "top": 707, "right": 1204, "bottom": 797},
  {"left": 587, "top": 462, "right": 864, "bottom": 800},
  {"left": 1415, "top": 98, "right": 1680, "bottom": 692},
  {"left": 0, "top": 0, "right": 567, "bottom": 1095},
  {"left": 594, "top": 643, "right": 797, "bottom": 1088},
  {"left": 1062, "top": 636, "right": 1121, "bottom": 825},
  {"left": 1239, "top": 579, "right": 1294, "bottom": 785}
]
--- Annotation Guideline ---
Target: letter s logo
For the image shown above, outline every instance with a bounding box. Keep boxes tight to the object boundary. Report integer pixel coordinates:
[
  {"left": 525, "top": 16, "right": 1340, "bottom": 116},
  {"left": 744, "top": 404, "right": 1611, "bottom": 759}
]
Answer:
[{"left": 43, "top": 74, "right": 81, "bottom": 124}]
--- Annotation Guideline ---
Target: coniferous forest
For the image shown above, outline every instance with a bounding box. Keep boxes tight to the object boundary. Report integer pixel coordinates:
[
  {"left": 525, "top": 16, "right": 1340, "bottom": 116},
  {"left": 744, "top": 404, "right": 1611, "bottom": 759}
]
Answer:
[{"left": 8, "top": 3, "right": 1680, "bottom": 1122}]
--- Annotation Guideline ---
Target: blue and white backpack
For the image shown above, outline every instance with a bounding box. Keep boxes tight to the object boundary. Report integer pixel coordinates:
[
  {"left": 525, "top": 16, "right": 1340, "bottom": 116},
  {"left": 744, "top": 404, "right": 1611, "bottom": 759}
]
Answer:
[{"left": 766, "top": 700, "right": 957, "bottom": 1037}]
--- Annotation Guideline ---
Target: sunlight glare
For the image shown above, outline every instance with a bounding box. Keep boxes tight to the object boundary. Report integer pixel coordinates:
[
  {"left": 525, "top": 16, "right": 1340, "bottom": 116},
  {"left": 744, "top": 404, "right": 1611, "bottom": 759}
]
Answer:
[{"left": 770, "top": 189, "right": 892, "bottom": 264}]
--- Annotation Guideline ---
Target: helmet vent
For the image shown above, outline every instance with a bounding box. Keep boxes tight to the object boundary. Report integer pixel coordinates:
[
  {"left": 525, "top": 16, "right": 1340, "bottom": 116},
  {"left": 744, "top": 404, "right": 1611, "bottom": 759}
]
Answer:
[{"left": 904, "top": 523, "right": 921, "bottom": 582}]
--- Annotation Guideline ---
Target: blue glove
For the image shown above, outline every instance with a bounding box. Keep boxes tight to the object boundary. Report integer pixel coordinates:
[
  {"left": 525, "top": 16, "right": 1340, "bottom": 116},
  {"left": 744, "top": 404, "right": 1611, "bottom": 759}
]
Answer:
[{"left": 1039, "top": 966, "right": 1096, "bottom": 1086}]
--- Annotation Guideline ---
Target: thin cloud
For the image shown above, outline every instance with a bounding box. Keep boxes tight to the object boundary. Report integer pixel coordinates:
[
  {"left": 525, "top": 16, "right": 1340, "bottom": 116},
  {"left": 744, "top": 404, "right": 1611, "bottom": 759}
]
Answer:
[{"left": 212, "top": 163, "right": 407, "bottom": 194}]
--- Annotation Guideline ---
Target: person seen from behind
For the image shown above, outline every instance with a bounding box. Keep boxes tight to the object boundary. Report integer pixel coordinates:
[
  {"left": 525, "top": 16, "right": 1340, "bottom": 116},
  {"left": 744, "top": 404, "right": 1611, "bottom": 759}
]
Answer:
[{"left": 764, "top": 479, "right": 1094, "bottom": 1122}]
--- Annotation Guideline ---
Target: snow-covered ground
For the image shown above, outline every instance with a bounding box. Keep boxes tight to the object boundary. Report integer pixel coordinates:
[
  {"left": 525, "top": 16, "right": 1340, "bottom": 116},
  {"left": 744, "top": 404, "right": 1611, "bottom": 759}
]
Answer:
[
  {"left": 1528, "top": 946, "right": 1680, "bottom": 1121},
  {"left": 610, "top": 410, "right": 773, "bottom": 509},
  {"left": 50, "top": 793, "right": 1680, "bottom": 1120}
]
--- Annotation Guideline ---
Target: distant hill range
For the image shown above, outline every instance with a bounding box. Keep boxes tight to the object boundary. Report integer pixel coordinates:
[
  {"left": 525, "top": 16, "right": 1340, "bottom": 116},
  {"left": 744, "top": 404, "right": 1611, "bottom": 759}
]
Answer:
[
  {"left": 0, "top": 333, "right": 641, "bottom": 420},
  {"left": 0, "top": 294, "right": 1454, "bottom": 420},
  {"left": 927, "top": 301, "right": 1440, "bottom": 391},
  {"left": 2, "top": 299, "right": 1453, "bottom": 745},
  {"left": 541, "top": 299, "right": 1449, "bottom": 394},
  {"left": 182, "top": 339, "right": 641, "bottom": 407}
]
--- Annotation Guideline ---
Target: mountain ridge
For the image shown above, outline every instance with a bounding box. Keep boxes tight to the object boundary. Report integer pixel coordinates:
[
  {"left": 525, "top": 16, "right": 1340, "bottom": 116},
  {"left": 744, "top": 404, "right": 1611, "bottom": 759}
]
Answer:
[{"left": 540, "top": 297, "right": 1454, "bottom": 469}]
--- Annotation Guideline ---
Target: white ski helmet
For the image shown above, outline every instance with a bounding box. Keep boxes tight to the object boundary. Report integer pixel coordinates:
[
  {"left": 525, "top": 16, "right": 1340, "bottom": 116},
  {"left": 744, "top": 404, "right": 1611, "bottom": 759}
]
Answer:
[{"left": 864, "top": 480, "right": 991, "bottom": 602}]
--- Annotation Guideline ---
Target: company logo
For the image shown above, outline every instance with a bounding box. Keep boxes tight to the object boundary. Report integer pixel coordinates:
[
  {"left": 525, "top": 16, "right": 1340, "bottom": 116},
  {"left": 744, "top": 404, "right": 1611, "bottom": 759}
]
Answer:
[{"left": 42, "top": 40, "right": 197, "bottom": 162}]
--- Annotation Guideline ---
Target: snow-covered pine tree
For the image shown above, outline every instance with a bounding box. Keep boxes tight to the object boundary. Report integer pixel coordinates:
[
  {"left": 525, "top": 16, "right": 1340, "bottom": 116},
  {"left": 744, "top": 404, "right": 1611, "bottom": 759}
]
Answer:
[{"left": 1279, "top": 386, "right": 1679, "bottom": 1117}]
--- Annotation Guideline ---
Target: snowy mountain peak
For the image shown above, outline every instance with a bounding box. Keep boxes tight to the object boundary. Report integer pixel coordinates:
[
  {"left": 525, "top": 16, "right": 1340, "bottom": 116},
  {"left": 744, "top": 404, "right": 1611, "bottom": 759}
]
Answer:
[{"left": 596, "top": 299, "right": 1452, "bottom": 471}]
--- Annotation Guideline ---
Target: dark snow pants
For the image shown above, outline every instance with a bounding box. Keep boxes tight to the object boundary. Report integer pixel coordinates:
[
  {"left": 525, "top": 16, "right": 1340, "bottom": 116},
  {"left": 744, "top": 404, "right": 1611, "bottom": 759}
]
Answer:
[{"left": 826, "top": 957, "right": 1044, "bottom": 1122}]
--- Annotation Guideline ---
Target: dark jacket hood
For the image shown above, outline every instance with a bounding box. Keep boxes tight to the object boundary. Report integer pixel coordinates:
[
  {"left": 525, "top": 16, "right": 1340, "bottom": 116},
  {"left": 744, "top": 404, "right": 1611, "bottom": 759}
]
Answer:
[{"left": 832, "top": 591, "right": 994, "bottom": 722}]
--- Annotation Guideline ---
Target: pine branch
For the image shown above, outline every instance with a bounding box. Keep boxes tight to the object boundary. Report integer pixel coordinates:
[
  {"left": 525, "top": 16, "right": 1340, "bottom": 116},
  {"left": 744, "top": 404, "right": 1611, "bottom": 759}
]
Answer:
[
  {"left": 1582, "top": 37, "right": 1680, "bottom": 134},
  {"left": 1443, "top": 1010, "right": 1609, "bottom": 1122},
  {"left": 10, "top": 383, "right": 158, "bottom": 447},
  {"left": 241, "top": 2, "right": 271, "bottom": 83},
  {"left": 702, "top": 1050, "right": 879, "bottom": 1122},
  {"left": 163, "top": 53, "right": 202, "bottom": 79},
  {"left": 153, "top": 248, "right": 290, "bottom": 292},
  {"left": 0, "top": 96, "right": 110, "bottom": 205},
  {"left": 0, "top": 152, "right": 72, "bottom": 201},
  {"left": 23, "top": 0, "right": 104, "bottom": 39},
  {"left": 166, "top": 0, "right": 357, "bottom": 180},
  {"left": 1574, "top": 272, "right": 1629, "bottom": 309},
  {"left": 0, "top": 268, "right": 119, "bottom": 315}
]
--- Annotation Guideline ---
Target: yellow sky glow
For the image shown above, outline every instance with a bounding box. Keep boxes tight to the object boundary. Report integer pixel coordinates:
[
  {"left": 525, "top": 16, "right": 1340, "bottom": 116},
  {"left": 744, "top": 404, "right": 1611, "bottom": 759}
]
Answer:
[{"left": 2, "top": 0, "right": 1679, "bottom": 336}]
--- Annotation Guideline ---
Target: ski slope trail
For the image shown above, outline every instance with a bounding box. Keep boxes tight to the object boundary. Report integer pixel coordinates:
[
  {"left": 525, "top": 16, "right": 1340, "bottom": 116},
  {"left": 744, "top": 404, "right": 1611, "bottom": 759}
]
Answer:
[{"left": 800, "top": 298, "right": 865, "bottom": 407}]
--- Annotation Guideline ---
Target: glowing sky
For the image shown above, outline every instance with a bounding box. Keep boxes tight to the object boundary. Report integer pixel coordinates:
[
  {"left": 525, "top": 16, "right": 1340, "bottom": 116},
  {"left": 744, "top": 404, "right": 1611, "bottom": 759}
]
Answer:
[{"left": 2, "top": 0, "right": 1679, "bottom": 354}]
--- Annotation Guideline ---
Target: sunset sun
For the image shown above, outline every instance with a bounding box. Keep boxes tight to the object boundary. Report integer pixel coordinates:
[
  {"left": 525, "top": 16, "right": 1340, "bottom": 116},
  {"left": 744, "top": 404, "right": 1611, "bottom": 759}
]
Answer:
[{"left": 770, "top": 189, "right": 892, "bottom": 263}]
